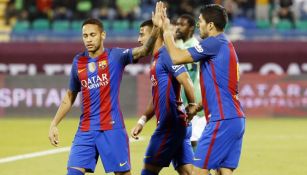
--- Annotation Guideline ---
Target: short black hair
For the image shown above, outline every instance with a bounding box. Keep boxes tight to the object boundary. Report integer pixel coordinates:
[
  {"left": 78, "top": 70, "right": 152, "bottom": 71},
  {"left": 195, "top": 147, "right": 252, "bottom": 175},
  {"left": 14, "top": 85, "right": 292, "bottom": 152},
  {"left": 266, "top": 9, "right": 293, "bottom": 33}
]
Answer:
[
  {"left": 178, "top": 14, "right": 196, "bottom": 28},
  {"left": 140, "top": 20, "right": 153, "bottom": 28},
  {"left": 200, "top": 4, "right": 228, "bottom": 31},
  {"left": 82, "top": 18, "right": 104, "bottom": 31}
]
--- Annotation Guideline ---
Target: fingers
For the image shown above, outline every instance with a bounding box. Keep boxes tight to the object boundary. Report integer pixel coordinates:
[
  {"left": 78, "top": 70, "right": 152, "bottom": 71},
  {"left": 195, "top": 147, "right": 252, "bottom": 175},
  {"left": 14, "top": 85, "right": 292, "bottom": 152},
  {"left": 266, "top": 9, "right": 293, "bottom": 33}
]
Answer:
[
  {"left": 131, "top": 127, "right": 140, "bottom": 140},
  {"left": 48, "top": 127, "right": 59, "bottom": 147}
]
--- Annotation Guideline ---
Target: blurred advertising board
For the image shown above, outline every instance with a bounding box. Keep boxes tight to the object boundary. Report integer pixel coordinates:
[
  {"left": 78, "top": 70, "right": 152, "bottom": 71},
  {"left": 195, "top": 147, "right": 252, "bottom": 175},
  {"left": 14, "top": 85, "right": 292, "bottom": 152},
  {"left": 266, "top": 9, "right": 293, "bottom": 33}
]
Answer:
[
  {"left": 0, "top": 75, "right": 136, "bottom": 117},
  {"left": 0, "top": 41, "right": 307, "bottom": 75},
  {"left": 239, "top": 74, "right": 307, "bottom": 117}
]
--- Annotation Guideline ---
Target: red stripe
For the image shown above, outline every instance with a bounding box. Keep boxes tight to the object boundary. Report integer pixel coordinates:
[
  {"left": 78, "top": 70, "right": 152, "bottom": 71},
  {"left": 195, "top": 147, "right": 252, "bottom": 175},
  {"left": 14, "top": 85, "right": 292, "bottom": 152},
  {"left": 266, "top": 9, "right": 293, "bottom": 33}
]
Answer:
[
  {"left": 203, "top": 121, "right": 220, "bottom": 169},
  {"left": 199, "top": 69, "right": 210, "bottom": 121},
  {"left": 228, "top": 43, "right": 243, "bottom": 117},
  {"left": 97, "top": 52, "right": 113, "bottom": 130},
  {"left": 154, "top": 127, "right": 171, "bottom": 161},
  {"left": 77, "top": 57, "right": 91, "bottom": 131},
  {"left": 210, "top": 62, "right": 225, "bottom": 120},
  {"left": 151, "top": 53, "right": 160, "bottom": 123},
  {"left": 165, "top": 74, "right": 172, "bottom": 112}
]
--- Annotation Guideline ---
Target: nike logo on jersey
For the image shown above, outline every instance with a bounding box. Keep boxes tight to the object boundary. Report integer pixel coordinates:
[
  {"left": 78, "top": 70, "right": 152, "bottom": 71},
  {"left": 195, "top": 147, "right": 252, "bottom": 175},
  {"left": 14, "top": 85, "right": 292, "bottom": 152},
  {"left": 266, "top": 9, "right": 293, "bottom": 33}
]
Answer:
[
  {"left": 78, "top": 68, "right": 86, "bottom": 73},
  {"left": 123, "top": 49, "right": 129, "bottom": 54},
  {"left": 193, "top": 157, "right": 202, "bottom": 161},
  {"left": 119, "top": 161, "right": 127, "bottom": 167}
]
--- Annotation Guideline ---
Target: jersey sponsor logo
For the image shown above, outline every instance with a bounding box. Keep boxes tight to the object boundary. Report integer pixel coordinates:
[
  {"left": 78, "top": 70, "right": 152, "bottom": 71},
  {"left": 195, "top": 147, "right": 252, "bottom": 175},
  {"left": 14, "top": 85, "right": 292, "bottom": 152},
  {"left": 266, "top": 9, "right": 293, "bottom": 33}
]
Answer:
[
  {"left": 78, "top": 68, "right": 86, "bottom": 73},
  {"left": 119, "top": 161, "right": 127, "bottom": 167},
  {"left": 81, "top": 73, "right": 109, "bottom": 89},
  {"left": 98, "top": 60, "right": 107, "bottom": 70},
  {"left": 88, "top": 62, "right": 96, "bottom": 72},
  {"left": 172, "top": 65, "right": 184, "bottom": 72},
  {"left": 150, "top": 75, "right": 158, "bottom": 86},
  {"left": 193, "top": 157, "right": 202, "bottom": 161},
  {"left": 194, "top": 44, "right": 204, "bottom": 53}
]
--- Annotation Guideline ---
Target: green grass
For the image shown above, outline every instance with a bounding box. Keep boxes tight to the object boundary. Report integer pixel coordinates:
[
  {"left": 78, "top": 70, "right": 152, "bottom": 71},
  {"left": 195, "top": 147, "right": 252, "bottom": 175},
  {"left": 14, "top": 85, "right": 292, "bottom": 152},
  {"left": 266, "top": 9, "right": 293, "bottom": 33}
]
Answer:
[{"left": 0, "top": 117, "right": 307, "bottom": 175}]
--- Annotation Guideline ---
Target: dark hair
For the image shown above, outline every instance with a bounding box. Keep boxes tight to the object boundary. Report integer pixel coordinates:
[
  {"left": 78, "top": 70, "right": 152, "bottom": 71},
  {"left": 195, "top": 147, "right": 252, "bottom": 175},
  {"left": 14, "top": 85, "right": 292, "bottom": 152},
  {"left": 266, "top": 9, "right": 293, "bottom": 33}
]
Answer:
[
  {"left": 200, "top": 4, "right": 228, "bottom": 31},
  {"left": 140, "top": 20, "right": 153, "bottom": 28},
  {"left": 178, "top": 14, "right": 196, "bottom": 28},
  {"left": 82, "top": 18, "right": 104, "bottom": 31}
]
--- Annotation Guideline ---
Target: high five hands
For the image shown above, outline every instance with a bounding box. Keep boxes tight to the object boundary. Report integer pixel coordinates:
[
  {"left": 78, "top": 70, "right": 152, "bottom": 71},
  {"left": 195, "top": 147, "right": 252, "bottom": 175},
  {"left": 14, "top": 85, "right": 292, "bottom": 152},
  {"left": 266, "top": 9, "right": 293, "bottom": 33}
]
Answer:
[{"left": 152, "top": 1, "right": 172, "bottom": 32}]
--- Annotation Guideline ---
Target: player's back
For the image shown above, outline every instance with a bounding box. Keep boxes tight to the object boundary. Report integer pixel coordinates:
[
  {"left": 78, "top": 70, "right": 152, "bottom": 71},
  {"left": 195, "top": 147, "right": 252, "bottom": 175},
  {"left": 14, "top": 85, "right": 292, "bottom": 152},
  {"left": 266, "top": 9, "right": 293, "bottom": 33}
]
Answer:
[
  {"left": 150, "top": 47, "right": 187, "bottom": 131},
  {"left": 189, "top": 34, "right": 245, "bottom": 121}
]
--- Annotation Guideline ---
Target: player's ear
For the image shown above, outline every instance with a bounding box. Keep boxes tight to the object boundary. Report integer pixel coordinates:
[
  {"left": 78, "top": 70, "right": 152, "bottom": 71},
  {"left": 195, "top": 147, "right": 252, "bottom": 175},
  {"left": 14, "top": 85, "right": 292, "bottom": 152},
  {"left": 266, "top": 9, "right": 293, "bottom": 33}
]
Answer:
[{"left": 101, "top": 31, "right": 106, "bottom": 40}]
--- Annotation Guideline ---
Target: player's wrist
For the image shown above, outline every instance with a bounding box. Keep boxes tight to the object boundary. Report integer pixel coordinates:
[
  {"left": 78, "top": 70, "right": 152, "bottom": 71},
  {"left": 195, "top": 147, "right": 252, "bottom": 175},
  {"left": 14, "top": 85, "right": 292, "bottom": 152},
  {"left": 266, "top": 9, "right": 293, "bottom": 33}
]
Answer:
[
  {"left": 137, "top": 115, "right": 147, "bottom": 127},
  {"left": 188, "top": 102, "right": 197, "bottom": 106}
]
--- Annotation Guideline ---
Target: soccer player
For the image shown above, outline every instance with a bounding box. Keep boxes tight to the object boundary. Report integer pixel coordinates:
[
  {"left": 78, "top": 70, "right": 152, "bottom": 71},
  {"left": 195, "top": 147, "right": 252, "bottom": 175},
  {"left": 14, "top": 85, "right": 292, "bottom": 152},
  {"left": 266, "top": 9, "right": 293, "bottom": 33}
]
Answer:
[
  {"left": 160, "top": 4, "right": 246, "bottom": 175},
  {"left": 131, "top": 18, "right": 196, "bottom": 175},
  {"left": 175, "top": 14, "right": 207, "bottom": 151},
  {"left": 48, "top": 11, "right": 161, "bottom": 175}
]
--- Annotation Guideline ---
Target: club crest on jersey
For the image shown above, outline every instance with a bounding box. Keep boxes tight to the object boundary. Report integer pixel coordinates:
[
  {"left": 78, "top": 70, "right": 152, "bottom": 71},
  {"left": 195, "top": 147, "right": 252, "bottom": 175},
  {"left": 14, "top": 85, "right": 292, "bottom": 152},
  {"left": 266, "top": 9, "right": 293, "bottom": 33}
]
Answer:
[
  {"left": 150, "top": 75, "right": 158, "bottom": 86},
  {"left": 98, "top": 60, "right": 107, "bottom": 69},
  {"left": 88, "top": 62, "right": 96, "bottom": 72}
]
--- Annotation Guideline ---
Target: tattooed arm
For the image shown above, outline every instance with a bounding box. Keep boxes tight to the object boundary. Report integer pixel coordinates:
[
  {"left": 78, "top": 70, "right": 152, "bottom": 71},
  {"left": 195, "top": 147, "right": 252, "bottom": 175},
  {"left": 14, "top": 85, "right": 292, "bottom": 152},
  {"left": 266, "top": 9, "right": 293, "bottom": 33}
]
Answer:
[{"left": 132, "top": 26, "right": 160, "bottom": 61}]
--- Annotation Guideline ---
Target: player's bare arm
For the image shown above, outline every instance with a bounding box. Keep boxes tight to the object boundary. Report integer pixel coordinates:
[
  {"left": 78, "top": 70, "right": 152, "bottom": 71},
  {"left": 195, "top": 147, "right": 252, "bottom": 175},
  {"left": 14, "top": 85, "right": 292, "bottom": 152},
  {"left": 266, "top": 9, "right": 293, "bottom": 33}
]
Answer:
[
  {"left": 48, "top": 89, "right": 78, "bottom": 146},
  {"left": 132, "top": 2, "right": 164, "bottom": 61},
  {"left": 161, "top": 7, "right": 194, "bottom": 64},
  {"left": 132, "top": 26, "right": 160, "bottom": 60},
  {"left": 176, "top": 72, "right": 197, "bottom": 120},
  {"left": 131, "top": 96, "right": 155, "bottom": 139}
]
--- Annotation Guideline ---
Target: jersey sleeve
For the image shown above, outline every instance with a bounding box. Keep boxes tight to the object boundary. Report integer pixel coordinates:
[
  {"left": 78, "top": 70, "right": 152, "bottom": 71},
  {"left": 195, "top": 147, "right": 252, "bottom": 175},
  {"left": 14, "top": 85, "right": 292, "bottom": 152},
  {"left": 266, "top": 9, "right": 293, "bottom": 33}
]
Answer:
[
  {"left": 164, "top": 53, "right": 187, "bottom": 77},
  {"left": 69, "top": 58, "right": 81, "bottom": 92},
  {"left": 187, "top": 37, "right": 220, "bottom": 62},
  {"left": 117, "top": 48, "right": 134, "bottom": 66}
]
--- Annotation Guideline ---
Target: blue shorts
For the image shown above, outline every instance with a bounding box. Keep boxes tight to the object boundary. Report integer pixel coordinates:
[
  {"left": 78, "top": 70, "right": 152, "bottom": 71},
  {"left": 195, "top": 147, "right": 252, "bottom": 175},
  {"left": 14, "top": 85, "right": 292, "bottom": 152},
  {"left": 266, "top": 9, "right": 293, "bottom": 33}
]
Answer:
[
  {"left": 194, "top": 118, "right": 245, "bottom": 170},
  {"left": 144, "top": 125, "right": 193, "bottom": 169},
  {"left": 67, "top": 128, "right": 130, "bottom": 173}
]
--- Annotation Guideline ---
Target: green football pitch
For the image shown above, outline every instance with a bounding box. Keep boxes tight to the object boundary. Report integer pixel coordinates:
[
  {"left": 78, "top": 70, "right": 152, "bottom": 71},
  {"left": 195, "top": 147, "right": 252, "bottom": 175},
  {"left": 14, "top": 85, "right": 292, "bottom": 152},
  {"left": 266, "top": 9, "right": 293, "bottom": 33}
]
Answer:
[{"left": 0, "top": 117, "right": 307, "bottom": 175}]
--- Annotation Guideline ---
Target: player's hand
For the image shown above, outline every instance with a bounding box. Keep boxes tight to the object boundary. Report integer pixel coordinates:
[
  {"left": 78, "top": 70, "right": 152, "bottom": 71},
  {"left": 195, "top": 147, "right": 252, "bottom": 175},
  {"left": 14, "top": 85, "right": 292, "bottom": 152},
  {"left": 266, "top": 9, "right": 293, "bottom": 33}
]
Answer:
[
  {"left": 48, "top": 125, "right": 59, "bottom": 147},
  {"left": 152, "top": 1, "right": 164, "bottom": 28},
  {"left": 186, "top": 104, "right": 198, "bottom": 122},
  {"left": 131, "top": 124, "right": 143, "bottom": 140},
  {"left": 161, "top": 5, "right": 171, "bottom": 32}
]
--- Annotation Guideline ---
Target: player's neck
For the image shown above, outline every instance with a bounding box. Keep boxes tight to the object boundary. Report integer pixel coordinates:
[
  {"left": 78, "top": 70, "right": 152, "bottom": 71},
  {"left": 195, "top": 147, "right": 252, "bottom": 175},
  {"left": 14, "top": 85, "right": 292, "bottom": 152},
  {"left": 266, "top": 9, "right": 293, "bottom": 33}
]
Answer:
[
  {"left": 209, "top": 30, "right": 223, "bottom": 37},
  {"left": 88, "top": 47, "right": 104, "bottom": 58},
  {"left": 152, "top": 37, "right": 163, "bottom": 55}
]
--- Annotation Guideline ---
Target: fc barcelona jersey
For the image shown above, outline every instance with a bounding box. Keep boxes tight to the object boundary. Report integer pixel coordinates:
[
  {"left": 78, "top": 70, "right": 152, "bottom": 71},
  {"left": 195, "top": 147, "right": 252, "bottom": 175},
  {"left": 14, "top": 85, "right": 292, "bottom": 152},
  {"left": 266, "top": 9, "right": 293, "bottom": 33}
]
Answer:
[
  {"left": 69, "top": 48, "right": 133, "bottom": 131},
  {"left": 188, "top": 34, "right": 245, "bottom": 122}
]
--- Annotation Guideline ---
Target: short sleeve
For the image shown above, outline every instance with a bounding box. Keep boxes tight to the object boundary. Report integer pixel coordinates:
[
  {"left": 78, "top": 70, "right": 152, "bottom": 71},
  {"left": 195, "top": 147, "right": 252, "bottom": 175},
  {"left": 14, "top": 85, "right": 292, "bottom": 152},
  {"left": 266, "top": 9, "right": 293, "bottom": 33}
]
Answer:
[
  {"left": 164, "top": 52, "right": 187, "bottom": 77},
  {"left": 69, "top": 59, "right": 81, "bottom": 92},
  {"left": 117, "top": 48, "right": 133, "bottom": 66},
  {"left": 187, "top": 37, "right": 221, "bottom": 62}
]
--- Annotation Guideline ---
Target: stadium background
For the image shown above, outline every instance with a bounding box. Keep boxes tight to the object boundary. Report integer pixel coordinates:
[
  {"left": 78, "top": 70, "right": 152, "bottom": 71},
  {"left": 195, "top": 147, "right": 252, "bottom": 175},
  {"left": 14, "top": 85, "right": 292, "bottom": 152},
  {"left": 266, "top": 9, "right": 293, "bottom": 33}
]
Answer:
[{"left": 0, "top": 0, "right": 307, "bottom": 175}]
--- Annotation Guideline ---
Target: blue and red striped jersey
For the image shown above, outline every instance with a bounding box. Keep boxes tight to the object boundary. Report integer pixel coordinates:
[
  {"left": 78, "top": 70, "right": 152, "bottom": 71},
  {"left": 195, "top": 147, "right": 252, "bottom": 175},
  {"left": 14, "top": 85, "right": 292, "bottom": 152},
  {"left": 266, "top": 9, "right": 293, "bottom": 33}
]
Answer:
[
  {"left": 188, "top": 34, "right": 245, "bottom": 122},
  {"left": 150, "top": 47, "right": 187, "bottom": 131},
  {"left": 69, "top": 48, "right": 133, "bottom": 131}
]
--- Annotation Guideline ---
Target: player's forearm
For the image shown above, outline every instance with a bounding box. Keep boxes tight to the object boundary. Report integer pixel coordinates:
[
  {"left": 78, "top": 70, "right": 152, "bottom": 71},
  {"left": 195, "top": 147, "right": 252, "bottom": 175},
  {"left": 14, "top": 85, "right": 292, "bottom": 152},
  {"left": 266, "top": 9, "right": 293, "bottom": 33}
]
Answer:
[
  {"left": 132, "top": 26, "right": 160, "bottom": 60},
  {"left": 182, "top": 78, "right": 196, "bottom": 105},
  {"left": 50, "top": 90, "right": 76, "bottom": 127}
]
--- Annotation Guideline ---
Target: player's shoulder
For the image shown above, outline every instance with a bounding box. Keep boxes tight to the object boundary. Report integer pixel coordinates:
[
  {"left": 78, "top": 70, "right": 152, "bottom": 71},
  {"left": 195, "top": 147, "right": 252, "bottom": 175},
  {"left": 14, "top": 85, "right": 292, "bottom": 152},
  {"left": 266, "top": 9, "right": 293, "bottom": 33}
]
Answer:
[
  {"left": 72, "top": 51, "right": 87, "bottom": 63},
  {"left": 109, "top": 47, "right": 130, "bottom": 55}
]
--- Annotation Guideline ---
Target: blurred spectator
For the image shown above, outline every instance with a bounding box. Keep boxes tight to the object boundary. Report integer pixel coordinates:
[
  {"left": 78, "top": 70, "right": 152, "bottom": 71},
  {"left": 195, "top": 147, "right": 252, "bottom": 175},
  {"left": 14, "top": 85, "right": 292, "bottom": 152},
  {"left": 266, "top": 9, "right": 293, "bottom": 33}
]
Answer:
[
  {"left": 116, "top": 0, "right": 140, "bottom": 29},
  {"left": 4, "top": 0, "right": 17, "bottom": 25},
  {"left": 91, "top": 0, "right": 117, "bottom": 20},
  {"left": 53, "top": 0, "right": 75, "bottom": 21},
  {"left": 75, "top": 0, "right": 92, "bottom": 19},
  {"left": 256, "top": 0, "right": 270, "bottom": 21},
  {"left": 275, "top": 0, "right": 296, "bottom": 28},
  {"left": 237, "top": 0, "right": 256, "bottom": 20},
  {"left": 224, "top": 0, "right": 238, "bottom": 22}
]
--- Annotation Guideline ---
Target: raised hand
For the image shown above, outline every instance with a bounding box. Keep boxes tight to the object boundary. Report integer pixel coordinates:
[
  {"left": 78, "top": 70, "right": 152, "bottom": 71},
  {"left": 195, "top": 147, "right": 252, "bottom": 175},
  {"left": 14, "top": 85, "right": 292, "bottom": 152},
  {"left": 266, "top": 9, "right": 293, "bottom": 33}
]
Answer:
[
  {"left": 152, "top": 1, "right": 164, "bottom": 28},
  {"left": 161, "top": 5, "right": 171, "bottom": 32}
]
